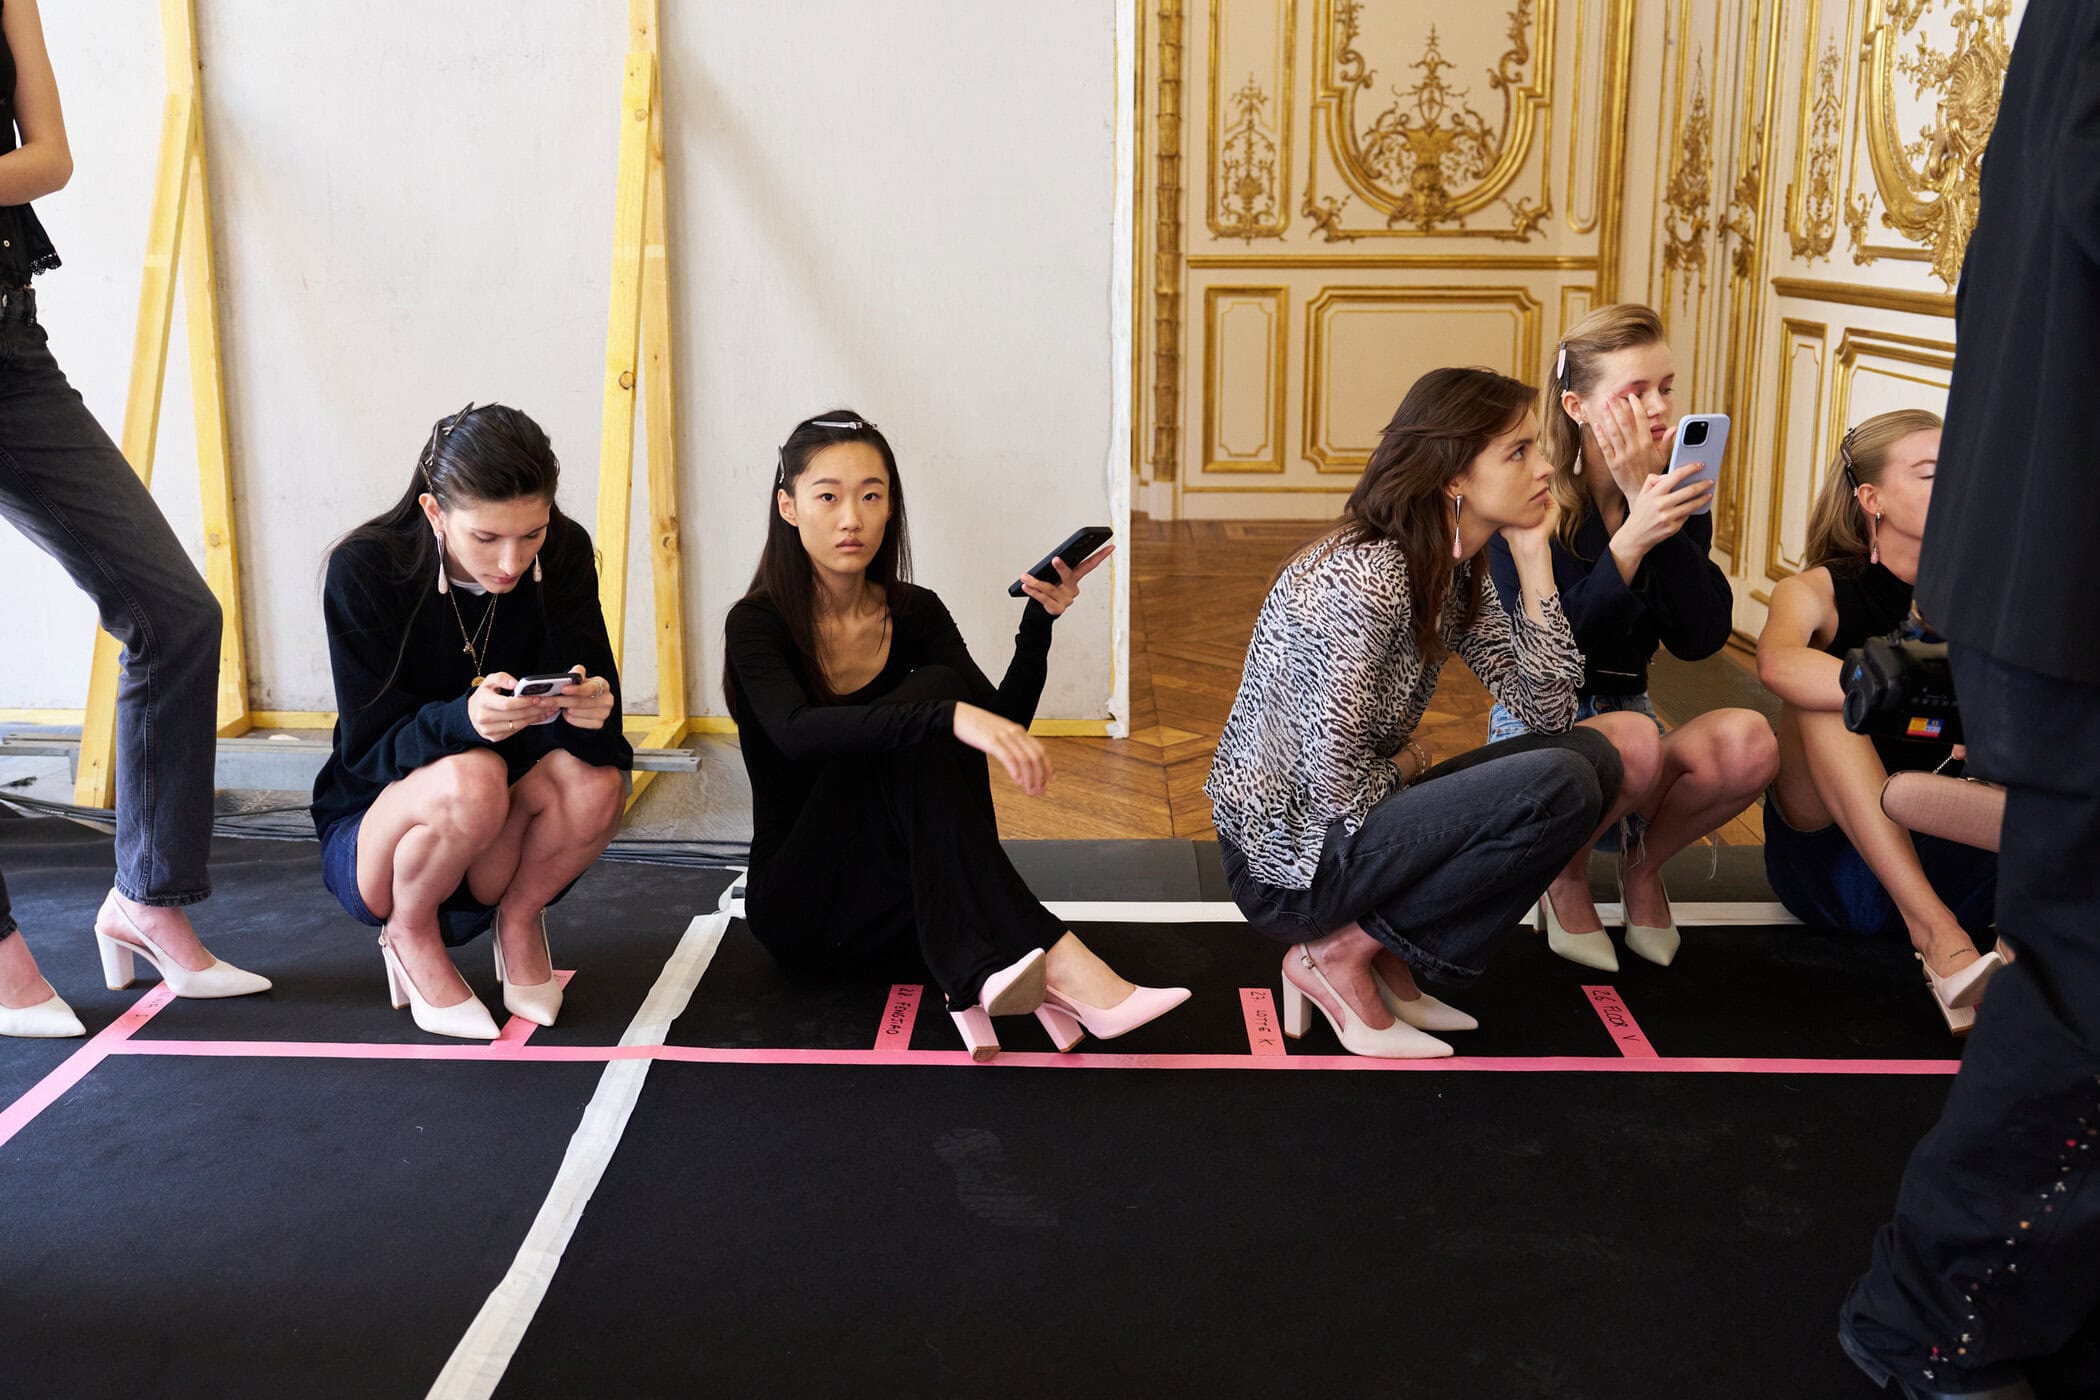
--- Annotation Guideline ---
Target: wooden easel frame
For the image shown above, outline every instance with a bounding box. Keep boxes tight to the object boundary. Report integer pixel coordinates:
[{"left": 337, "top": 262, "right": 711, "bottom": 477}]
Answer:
[
  {"left": 596, "top": 0, "right": 689, "bottom": 809},
  {"left": 75, "top": 0, "right": 252, "bottom": 807}
]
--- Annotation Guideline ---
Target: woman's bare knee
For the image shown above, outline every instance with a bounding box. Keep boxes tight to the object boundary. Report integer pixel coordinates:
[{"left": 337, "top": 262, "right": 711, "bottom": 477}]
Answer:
[
  {"left": 426, "top": 750, "right": 511, "bottom": 844},
  {"left": 1583, "top": 712, "right": 1663, "bottom": 800}
]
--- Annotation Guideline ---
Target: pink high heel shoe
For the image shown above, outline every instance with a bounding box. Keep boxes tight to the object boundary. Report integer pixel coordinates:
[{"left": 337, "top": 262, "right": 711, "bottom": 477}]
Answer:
[
  {"left": 1034, "top": 982, "right": 1191, "bottom": 1052},
  {"left": 945, "top": 949, "right": 1052, "bottom": 1063}
]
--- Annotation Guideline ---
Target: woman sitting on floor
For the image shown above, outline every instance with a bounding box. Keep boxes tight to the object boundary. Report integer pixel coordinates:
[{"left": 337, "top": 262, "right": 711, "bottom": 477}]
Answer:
[
  {"left": 1488, "top": 303, "right": 1778, "bottom": 972},
  {"left": 314, "top": 404, "right": 631, "bottom": 1040},
  {"left": 1206, "top": 367, "right": 1642, "bottom": 1059},
  {"left": 722, "top": 411, "right": 1188, "bottom": 1061},
  {"left": 1755, "top": 408, "right": 1999, "bottom": 1033}
]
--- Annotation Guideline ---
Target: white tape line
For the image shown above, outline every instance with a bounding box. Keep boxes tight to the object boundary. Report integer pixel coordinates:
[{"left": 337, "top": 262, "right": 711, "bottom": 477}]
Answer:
[
  {"left": 1046, "top": 900, "right": 1802, "bottom": 927},
  {"left": 427, "top": 910, "right": 729, "bottom": 1400}
]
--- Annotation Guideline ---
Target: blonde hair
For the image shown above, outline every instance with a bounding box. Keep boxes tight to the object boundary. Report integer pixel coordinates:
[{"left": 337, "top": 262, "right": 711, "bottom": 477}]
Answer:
[
  {"left": 1542, "top": 303, "right": 1668, "bottom": 556},
  {"left": 1802, "top": 407, "right": 1943, "bottom": 574}
]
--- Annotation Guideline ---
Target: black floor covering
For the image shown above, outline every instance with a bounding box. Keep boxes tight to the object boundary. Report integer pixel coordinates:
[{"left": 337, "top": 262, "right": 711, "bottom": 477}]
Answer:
[{"left": 0, "top": 818, "right": 1947, "bottom": 1398}]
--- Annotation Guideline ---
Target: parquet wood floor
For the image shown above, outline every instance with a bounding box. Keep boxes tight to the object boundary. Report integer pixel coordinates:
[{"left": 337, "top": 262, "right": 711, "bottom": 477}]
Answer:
[{"left": 994, "top": 517, "right": 1766, "bottom": 847}]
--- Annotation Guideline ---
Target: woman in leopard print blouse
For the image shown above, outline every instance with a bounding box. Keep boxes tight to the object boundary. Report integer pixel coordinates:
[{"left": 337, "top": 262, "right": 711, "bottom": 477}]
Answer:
[{"left": 1206, "top": 367, "right": 1659, "bottom": 1057}]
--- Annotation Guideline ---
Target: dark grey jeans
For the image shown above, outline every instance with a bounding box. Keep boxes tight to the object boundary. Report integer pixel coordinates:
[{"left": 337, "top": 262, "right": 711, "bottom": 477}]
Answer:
[
  {"left": 0, "top": 286, "right": 222, "bottom": 929},
  {"left": 1223, "top": 729, "right": 1622, "bottom": 984}
]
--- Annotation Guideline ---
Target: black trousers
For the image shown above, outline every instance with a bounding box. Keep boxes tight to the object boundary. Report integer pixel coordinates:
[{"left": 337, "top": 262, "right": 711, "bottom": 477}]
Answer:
[
  {"left": 745, "top": 666, "right": 1066, "bottom": 1009},
  {"left": 1842, "top": 649, "right": 2100, "bottom": 1395}
]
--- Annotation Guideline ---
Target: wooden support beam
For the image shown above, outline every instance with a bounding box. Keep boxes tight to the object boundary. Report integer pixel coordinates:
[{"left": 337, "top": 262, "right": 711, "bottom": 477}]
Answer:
[{"left": 592, "top": 53, "right": 656, "bottom": 670}]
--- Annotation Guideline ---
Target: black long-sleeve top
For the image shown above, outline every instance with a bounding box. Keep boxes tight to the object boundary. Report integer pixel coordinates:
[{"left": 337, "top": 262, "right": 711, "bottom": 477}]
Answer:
[
  {"left": 724, "top": 586, "right": 1054, "bottom": 868},
  {"left": 312, "top": 513, "right": 632, "bottom": 839},
  {"left": 1487, "top": 506, "right": 1734, "bottom": 699}
]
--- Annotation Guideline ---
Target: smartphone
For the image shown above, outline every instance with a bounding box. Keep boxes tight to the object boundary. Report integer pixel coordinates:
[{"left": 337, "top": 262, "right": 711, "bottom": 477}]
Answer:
[
  {"left": 1666, "top": 413, "right": 1730, "bottom": 513},
  {"left": 507, "top": 671, "right": 576, "bottom": 725},
  {"left": 1009, "top": 526, "right": 1114, "bottom": 598}
]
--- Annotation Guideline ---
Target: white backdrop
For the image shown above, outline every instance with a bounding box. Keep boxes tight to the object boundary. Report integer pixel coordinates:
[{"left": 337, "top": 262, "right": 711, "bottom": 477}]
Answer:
[{"left": 5, "top": 0, "right": 1131, "bottom": 726}]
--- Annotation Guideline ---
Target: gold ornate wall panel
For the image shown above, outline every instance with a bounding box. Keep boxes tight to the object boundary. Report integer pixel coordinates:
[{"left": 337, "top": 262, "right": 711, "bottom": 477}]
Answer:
[
  {"left": 1141, "top": 0, "right": 1633, "bottom": 518},
  {"left": 1765, "top": 318, "right": 1829, "bottom": 584},
  {"left": 1202, "top": 286, "right": 1291, "bottom": 471}
]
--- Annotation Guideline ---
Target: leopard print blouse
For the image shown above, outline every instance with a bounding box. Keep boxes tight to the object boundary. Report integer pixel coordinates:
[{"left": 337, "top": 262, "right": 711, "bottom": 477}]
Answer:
[{"left": 1205, "top": 533, "right": 1585, "bottom": 889}]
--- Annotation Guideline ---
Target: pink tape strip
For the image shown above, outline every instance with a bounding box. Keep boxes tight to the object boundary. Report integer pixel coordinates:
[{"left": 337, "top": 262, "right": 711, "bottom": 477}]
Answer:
[
  {"left": 101, "top": 1038, "right": 1959, "bottom": 1075},
  {"left": 1239, "top": 987, "right": 1287, "bottom": 1055},
  {"left": 874, "top": 984, "right": 923, "bottom": 1050},
  {"left": 1583, "top": 985, "right": 1658, "bottom": 1058},
  {"left": 492, "top": 970, "right": 577, "bottom": 1047},
  {"left": 0, "top": 985, "right": 178, "bottom": 1151}
]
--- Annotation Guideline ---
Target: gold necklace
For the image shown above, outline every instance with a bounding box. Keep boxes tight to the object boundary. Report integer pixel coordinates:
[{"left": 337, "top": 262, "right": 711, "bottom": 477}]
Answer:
[{"left": 445, "top": 586, "right": 500, "bottom": 686}]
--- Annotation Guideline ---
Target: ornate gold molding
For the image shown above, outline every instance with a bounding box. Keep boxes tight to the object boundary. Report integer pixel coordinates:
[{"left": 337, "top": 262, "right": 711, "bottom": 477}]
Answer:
[
  {"left": 1661, "top": 52, "right": 1713, "bottom": 301},
  {"left": 1187, "top": 251, "right": 1596, "bottom": 268},
  {"left": 1722, "top": 117, "right": 1762, "bottom": 283},
  {"left": 1766, "top": 317, "right": 1828, "bottom": 584},
  {"left": 1768, "top": 275, "right": 1954, "bottom": 316},
  {"left": 1201, "top": 285, "right": 1289, "bottom": 472},
  {"left": 1207, "top": 0, "right": 1296, "bottom": 242},
  {"left": 1847, "top": 0, "right": 2011, "bottom": 287},
  {"left": 1305, "top": 0, "right": 1554, "bottom": 240},
  {"left": 1151, "top": 0, "right": 1186, "bottom": 482},
  {"left": 1786, "top": 36, "right": 1844, "bottom": 261}
]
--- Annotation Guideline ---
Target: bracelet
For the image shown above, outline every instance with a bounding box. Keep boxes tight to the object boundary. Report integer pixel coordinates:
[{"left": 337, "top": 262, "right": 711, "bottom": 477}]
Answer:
[{"left": 1403, "top": 740, "right": 1432, "bottom": 783}]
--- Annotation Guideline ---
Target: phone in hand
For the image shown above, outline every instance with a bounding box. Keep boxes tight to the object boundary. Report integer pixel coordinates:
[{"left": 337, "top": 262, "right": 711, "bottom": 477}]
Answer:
[
  {"left": 506, "top": 671, "right": 576, "bottom": 725},
  {"left": 1009, "top": 526, "right": 1114, "bottom": 598},
  {"left": 1665, "top": 413, "right": 1730, "bottom": 514}
]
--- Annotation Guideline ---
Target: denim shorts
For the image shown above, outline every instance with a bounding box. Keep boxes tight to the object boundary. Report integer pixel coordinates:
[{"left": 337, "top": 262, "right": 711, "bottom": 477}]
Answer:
[
  {"left": 319, "top": 809, "right": 503, "bottom": 948},
  {"left": 1761, "top": 791, "right": 1997, "bottom": 940},
  {"left": 1487, "top": 693, "right": 1663, "bottom": 853}
]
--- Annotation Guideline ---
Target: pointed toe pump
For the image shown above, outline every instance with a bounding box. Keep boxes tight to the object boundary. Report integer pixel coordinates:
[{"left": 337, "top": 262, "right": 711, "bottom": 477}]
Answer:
[
  {"left": 977, "top": 948, "right": 1048, "bottom": 1017},
  {"left": 1537, "top": 889, "right": 1619, "bottom": 973},
  {"left": 1617, "top": 861, "right": 1681, "bottom": 968},
  {"left": 0, "top": 990, "right": 85, "bottom": 1038},
  {"left": 493, "top": 913, "right": 563, "bottom": 1028},
  {"left": 378, "top": 929, "right": 500, "bottom": 1041},
  {"left": 1278, "top": 946, "right": 1452, "bottom": 1059},
  {"left": 94, "top": 893, "right": 271, "bottom": 999},
  {"left": 1370, "top": 968, "right": 1477, "bottom": 1032},
  {"left": 1034, "top": 982, "right": 1192, "bottom": 1052}
]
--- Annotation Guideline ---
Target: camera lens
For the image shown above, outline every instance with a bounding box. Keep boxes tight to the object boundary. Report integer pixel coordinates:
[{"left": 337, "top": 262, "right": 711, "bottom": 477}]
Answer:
[{"left": 1682, "top": 420, "right": 1709, "bottom": 447}]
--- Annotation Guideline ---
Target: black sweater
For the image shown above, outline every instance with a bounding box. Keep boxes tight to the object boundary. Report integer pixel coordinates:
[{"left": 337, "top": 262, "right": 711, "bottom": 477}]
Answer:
[
  {"left": 312, "top": 513, "right": 632, "bottom": 839},
  {"left": 723, "top": 587, "right": 1054, "bottom": 868},
  {"left": 1487, "top": 506, "right": 1734, "bottom": 699}
]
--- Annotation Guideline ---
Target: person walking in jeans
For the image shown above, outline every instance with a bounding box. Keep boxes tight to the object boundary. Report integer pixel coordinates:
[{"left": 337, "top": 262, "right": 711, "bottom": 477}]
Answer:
[
  {"left": 0, "top": 0, "right": 268, "bottom": 1039},
  {"left": 1207, "top": 367, "right": 1640, "bottom": 1058}
]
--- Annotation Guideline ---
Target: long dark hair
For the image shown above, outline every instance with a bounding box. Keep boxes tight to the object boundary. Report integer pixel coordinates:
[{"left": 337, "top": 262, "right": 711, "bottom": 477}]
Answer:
[
  {"left": 329, "top": 402, "right": 566, "bottom": 696},
  {"left": 725, "top": 410, "right": 913, "bottom": 708},
  {"left": 1297, "top": 367, "right": 1537, "bottom": 661}
]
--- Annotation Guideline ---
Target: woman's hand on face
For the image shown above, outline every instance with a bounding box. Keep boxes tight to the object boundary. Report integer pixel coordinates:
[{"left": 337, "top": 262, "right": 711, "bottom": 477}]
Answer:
[
  {"left": 553, "top": 665, "right": 616, "bottom": 731},
  {"left": 952, "top": 701, "right": 1054, "bottom": 795},
  {"left": 1498, "top": 495, "right": 1560, "bottom": 563},
  {"left": 1016, "top": 545, "right": 1114, "bottom": 617},
  {"left": 1591, "top": 393, "right": 1677, "bottom": 498},
  {"left": 470, "top": 672, "right": 559, "bottom": 743},
  {"left": 1612, "top": 461, "right": 1714, "bottom": 562}
]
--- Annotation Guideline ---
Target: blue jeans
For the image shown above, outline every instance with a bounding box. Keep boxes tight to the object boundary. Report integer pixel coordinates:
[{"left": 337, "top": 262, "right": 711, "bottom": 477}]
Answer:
[
  {"left": 1490, "top": 692, "right": 1662, "bottom": 853},
  {"left": 0, "top": 287, "right": 222, "bottom": 930}
]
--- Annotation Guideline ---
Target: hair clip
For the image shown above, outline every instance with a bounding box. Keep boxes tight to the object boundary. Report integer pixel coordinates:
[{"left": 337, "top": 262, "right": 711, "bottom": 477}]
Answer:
[
  {"left": 441, "top": 400, "right": 476, "bottom": 436},
  {"left": 810, "top": 418, "right": 870, "bottom": 431},
  {"left": 1839, "top": 427, "right": 1860, "bottom": 491},
  {"left": 1553, "top": 344, "right": 1568, "bottom": 390}
]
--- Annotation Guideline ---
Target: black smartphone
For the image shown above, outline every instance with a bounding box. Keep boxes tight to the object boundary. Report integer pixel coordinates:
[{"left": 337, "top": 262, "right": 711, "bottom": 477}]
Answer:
[{"left": 1009, "top": 526, "right": 1114, "bottom": 598}]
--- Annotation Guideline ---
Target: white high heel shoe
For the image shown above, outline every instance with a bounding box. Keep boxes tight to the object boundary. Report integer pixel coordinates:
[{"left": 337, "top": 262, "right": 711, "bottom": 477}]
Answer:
[
  {"left": 492, "top": 913, "right": 563, "bottom": 1027},
  {"left": 0, "top": 990, "right": 85, "bottom": 1038},
  {"left": 94, "top": 892, "right": 271, "bottom": 999},
  {"left": 1278, "top": 945, "right": 1452, "bottom": 1059},
  {"left": 1369, "top": 968, "right": 1477, "bottom": 1032},
  {"left": 1617, "top": 859, "right": 1681, "bottom": 968},
  {"left": 378, "top": 929, "right": 499, "bottom": 1040},
  {"left": 1537, "top": 889, "right": 1619, "bottom": 973}
]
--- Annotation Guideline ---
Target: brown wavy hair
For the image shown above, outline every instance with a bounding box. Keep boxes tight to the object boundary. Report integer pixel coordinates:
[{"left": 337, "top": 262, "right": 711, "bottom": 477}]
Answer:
[
  {"left": 1542, "top": 303, "right": 1667, "bottom": 557},
  {"left": 1803, "top": 407, "right": 1942, "bottom": 575},
  {"left": 1292, "top": 366, "right": 1538, "bottom": 662}
]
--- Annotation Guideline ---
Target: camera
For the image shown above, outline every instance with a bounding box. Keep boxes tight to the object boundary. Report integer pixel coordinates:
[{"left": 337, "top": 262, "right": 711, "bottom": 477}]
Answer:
[
  {"left": 1681, "top": 419, "right": 1710, "bottom": 447},
  {"left": 1842, "top": 621, "right": 1962, "bottom": 744}
]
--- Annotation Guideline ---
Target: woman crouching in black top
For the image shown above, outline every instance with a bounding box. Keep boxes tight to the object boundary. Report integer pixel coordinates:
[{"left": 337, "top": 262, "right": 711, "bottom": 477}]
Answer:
[
  {"left": 723, "top": 412, "right": 1188, "bottom": 1061},
  {"left": 315, "top": 404, "right": 631, "bottom": 1040}
]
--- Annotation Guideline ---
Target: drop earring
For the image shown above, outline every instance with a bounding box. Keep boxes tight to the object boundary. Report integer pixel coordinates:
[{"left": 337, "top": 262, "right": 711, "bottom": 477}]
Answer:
[
  {"left": 532, "top": 555, "right": 543, "bottom": 584},
  {"left": 1572, "top": 447, "right": 1584, "bottom": 478},
  {"left": 1870, "top": 512, "right": 1883, "bottom": 567},
  {"left": 1451, "top": 495, "right": 1465, "bottom": 560},
  {"left": 434, "top": 532, "right": 449, "bottom": 595}
]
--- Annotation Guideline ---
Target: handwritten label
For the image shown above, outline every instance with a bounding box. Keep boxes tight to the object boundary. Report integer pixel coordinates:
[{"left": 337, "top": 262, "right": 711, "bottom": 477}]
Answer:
[
  {"left": 1583, "top": 985, "right": 1658, "bottom": 1058},
  {"left": 876, "top": 984, "right": 923, "bottom": 1050},
  {"left": 1240, "top": 987, "right": 1287, "bottom": 1056}
]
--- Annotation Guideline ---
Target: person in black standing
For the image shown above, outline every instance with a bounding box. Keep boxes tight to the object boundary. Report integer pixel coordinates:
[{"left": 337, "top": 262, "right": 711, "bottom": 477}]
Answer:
[
  {"left": 722, "top": 412, "right": 1189, "bottom": 1062},
  {"left": 1840, "top": 2, "right": 2100, "bottom": 1395},
  {"left": 0, "top": 0, "right": 269, "bottom": 1040}
]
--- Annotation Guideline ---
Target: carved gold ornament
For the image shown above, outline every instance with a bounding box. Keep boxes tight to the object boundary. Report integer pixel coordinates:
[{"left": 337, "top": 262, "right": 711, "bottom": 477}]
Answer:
[
  {"left": 1216, "top": 74, "right": 1285, "bottom": 240},
  {"left": 1787, "top": 40, "right": 1843, "bottom": 261},
  {"left": 1850, "top": 0, "right": 2011, "bottom": 287},
  {"left": 1723, "top": 118, "right": 1763, "bottom": 282},
  {"left": 1151, "top": 0, "right": 1186, "bottom": 481},
  {"left": 1308, "top": 0, "right": 1551, "bottom": 238},
  {"left": 1662, "top": 54, "right": 1714, "bottom": 299}
]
